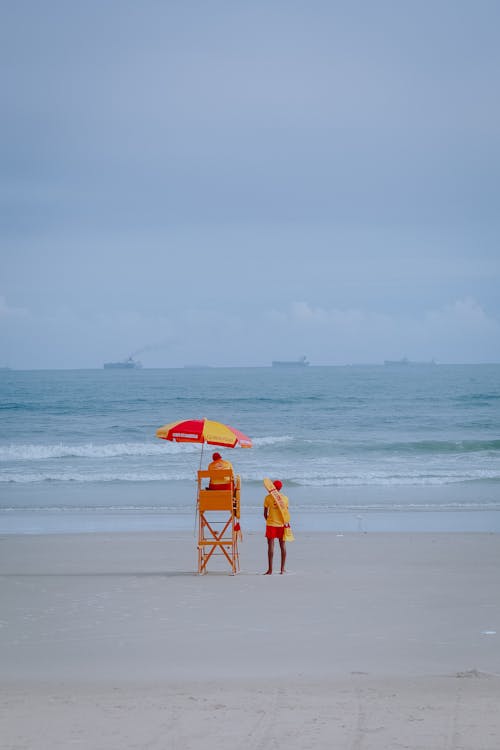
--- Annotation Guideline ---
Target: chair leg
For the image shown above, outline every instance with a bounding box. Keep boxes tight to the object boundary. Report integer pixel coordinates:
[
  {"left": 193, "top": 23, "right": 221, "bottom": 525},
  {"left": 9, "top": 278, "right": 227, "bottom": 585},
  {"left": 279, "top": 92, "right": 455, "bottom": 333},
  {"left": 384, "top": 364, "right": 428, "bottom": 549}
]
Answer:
[{"left": 197, "top": 512, "right": 240, "bottom": 574}]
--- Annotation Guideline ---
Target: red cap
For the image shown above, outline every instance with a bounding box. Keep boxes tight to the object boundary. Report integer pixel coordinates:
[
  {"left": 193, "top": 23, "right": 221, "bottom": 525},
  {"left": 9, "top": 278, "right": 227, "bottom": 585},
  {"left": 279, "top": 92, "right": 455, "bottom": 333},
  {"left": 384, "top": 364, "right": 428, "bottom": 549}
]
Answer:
[
  {"left": 273, "top": 480, "right": 282, "bottom": 491},
  {"left": 212, "top": 452, "right": 222, "bottom": 461}
]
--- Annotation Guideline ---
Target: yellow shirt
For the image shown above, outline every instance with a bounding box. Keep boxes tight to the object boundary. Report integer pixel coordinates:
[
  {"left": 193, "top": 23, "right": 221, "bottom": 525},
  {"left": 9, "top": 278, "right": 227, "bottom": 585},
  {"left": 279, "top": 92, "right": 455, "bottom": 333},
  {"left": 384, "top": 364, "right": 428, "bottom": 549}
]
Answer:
[
  {"left": 264, "top": 493, "right": 289, "bottom": 527},
  {"left": 208, "top": 459, "right": 233, "bottom": 487}
]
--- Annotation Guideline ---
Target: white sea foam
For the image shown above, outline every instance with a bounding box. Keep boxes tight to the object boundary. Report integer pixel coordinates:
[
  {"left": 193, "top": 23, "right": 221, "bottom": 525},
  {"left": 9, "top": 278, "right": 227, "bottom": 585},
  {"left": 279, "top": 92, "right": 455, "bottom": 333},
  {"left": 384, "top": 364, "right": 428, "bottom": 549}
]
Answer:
[
  {"left": 0, "top": 437, "right": 295, "bottom": 462},
  {"left": 0, "top": 441, "right": 201, "bottom": 461},
  {"left": 251, "top": 435, "right": 294, "bottom": 446},
  {"left": 1, "top": 466, "right": 499, "bottom": 485},
  {"left": 0, "top": 470, "right": 195, "bottom": 483}
]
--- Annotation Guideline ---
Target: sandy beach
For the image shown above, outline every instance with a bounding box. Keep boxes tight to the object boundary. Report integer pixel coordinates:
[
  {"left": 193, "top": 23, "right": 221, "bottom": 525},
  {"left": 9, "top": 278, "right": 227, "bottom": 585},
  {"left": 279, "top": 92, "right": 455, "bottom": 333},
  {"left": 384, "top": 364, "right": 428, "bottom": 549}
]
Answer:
[{"left": 1, "top": 530, "right": 499, "bottom": 749}]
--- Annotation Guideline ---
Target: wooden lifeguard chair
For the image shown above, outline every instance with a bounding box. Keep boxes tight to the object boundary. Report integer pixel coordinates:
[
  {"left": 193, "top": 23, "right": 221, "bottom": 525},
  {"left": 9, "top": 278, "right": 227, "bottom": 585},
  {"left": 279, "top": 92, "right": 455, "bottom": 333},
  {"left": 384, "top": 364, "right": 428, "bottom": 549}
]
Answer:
[{"left": 196, "top": 469, "right": 241, "bottom": 574}]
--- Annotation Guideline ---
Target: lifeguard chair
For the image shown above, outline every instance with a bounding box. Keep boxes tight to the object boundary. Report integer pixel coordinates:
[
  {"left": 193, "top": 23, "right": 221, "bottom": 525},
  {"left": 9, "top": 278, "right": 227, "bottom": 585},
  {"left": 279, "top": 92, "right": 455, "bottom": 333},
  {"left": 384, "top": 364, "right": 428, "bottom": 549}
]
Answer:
[{"left": 196, "top": 469, "right": 241, "bottom": 575}]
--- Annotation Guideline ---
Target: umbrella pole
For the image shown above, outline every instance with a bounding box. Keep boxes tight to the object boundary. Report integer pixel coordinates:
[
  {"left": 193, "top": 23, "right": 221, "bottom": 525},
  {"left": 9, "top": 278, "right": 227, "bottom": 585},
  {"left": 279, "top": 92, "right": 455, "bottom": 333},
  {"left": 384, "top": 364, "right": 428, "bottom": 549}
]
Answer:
[{"left": 194, "top": 443, "right": 204, "bottom": 535}]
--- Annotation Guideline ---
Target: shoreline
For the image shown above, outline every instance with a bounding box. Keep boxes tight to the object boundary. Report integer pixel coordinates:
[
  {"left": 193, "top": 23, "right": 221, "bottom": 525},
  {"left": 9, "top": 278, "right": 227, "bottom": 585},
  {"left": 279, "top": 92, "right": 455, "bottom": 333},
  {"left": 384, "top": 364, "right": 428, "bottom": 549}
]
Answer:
[
  {"left": 1, "top": 479, "right": 500, "bottom": 534},
  {"left": 1, "top": 507, "right": 500, "bottom": 535}
]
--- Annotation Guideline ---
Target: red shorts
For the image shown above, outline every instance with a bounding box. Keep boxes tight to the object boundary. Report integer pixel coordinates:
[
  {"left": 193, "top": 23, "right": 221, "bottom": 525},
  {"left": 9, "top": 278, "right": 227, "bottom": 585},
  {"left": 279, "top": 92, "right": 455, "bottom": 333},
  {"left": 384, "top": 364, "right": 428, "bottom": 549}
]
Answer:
[
  {"left": 266, "top": 525, "right": 284, "bottom": 540},
  {"left": 208, "top": 483, "right": 232, "bottom": 490}
]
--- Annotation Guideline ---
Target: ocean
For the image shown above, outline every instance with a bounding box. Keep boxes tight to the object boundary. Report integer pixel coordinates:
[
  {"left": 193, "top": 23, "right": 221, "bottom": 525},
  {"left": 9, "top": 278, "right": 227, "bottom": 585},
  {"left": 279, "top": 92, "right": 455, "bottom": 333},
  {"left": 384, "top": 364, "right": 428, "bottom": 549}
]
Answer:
[{"left": 1, "top": 365, "right": 499, "bottom": 534}]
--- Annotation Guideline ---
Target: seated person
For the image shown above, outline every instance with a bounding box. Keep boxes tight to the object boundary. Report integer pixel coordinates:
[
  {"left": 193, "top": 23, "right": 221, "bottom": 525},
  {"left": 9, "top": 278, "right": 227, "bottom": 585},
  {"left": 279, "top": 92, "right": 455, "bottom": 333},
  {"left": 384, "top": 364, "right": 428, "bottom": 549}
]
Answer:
[{"left": 207, "top": 451, "right": 234, "bottom": 490}]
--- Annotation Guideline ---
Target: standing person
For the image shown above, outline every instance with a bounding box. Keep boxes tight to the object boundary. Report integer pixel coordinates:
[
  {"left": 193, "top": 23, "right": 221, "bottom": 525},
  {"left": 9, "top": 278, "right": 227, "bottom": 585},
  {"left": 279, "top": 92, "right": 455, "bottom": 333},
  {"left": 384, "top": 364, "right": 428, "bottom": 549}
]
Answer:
[
  {"left": 263, "top": 480, "right": 289, "bottom": 575},
  {"left": 207, "top": 451, "right": 234, "bottom": 490}
]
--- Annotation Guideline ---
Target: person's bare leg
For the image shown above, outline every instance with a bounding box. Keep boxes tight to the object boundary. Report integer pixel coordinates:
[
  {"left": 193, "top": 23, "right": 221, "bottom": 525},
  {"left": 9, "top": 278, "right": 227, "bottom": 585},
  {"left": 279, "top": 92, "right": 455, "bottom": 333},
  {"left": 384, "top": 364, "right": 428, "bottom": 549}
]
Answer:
[
  {"left": 279, "top": 539, "right": 287, "bottom": 574},
  {"left": 264, "top": 538, "right": 274, "bottom": 574}
]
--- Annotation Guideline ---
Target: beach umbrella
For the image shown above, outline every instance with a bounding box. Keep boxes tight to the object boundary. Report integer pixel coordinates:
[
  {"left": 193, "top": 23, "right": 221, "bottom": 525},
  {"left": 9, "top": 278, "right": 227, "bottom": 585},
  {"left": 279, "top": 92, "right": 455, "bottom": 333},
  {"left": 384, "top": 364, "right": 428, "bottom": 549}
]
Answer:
[{"left": 156, "top": 417, "right": 252, "bottom": 466}]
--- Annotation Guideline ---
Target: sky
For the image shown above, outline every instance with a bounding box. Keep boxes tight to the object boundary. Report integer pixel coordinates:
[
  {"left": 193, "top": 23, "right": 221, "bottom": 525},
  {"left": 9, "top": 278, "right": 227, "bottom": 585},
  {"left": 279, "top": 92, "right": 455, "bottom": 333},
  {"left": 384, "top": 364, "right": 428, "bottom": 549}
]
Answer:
[{"left": 1, "top": 0, "right": 499, "bottom": 368}]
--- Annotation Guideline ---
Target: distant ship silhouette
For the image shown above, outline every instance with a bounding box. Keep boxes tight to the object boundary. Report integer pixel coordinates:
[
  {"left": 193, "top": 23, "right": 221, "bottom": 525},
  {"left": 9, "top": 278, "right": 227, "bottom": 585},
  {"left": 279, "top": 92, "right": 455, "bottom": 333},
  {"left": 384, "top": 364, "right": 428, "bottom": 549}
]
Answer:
[
  {"left": 272, "top": 355, "right": 310, "bottom": 367},
  {"left": 384, "top": 357, "right": 437, "bottom": 366},
  {"left": 103, "top": 356, "right": 142, "bottom": 369}
]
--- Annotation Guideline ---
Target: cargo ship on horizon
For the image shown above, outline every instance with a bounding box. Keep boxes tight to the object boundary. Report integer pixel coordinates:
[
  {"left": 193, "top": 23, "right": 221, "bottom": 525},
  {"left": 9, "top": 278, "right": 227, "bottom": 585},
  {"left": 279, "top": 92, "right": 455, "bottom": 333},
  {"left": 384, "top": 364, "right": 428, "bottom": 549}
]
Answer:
[
  {"left": 103, "top": 356, "right": 143, "bottom": 369},
  {"left": 384, "top": 357, "right": 437, "bottom": 366},
  {"left": 272, "top": 355, "right": 310, "bottom": 367}
]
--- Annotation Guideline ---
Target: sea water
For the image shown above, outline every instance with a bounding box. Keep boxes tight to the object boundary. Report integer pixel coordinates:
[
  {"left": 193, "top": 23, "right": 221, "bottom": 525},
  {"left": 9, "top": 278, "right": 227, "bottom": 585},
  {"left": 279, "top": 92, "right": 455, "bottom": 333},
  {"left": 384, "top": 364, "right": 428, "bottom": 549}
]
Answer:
[{"left": 1, "top": 365, "right": 499, "bottom": 533}]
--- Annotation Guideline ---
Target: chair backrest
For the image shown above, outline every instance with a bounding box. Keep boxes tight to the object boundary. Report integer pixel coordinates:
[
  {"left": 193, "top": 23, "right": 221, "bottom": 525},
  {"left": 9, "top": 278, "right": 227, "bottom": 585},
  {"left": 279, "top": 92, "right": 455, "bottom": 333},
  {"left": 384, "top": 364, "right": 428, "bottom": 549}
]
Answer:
[
  {"left": 198, "top": 489, "right": 234, "bottom": 512},
  {"left": 197, "top": 469, "right": 235, "bottom": 512},
  {"left": 197, "top": 468, "right": 234, "bottom": 487}
]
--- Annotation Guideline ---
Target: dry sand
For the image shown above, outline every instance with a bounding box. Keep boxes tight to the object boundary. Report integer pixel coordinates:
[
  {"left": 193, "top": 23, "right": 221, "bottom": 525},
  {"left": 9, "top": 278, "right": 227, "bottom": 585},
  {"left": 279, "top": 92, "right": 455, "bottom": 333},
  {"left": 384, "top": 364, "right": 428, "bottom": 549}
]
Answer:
[{"left": 1, "top": 530, "right": 499, "bottom": 749}]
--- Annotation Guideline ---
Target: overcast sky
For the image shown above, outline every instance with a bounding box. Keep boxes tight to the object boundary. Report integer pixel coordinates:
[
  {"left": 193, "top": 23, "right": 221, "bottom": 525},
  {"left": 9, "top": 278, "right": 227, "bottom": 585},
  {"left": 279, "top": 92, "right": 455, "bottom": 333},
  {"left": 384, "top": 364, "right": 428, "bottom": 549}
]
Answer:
[{"left": 1, "top": 0, "right": 499, "bottom": 368}]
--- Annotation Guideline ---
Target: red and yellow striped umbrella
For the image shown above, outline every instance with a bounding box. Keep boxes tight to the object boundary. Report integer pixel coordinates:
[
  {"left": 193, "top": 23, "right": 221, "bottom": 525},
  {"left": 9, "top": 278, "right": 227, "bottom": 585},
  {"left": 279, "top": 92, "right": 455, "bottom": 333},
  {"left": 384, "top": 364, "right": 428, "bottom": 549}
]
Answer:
[{"left": 156, "top": 418, "right": 252, "bottom": 448}]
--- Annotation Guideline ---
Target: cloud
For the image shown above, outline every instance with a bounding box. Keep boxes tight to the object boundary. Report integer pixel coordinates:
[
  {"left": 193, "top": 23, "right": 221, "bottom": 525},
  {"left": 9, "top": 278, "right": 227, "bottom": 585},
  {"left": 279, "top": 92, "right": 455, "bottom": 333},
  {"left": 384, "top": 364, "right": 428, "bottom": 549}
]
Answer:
[
  {"left": 263, "top": 298, "right": 500, "bottom": 364},
  {"left": 1, "top": 295, "right": 499, "bottom": 368},
  {"left": 425, "top": 297, "right": 496, "bottom": 331},
  {"left": 418, "top": 298, "right": 500, "bottom": 362},
  {"left": 0, "top": 295, "right": 29, "bottom": 319}
]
